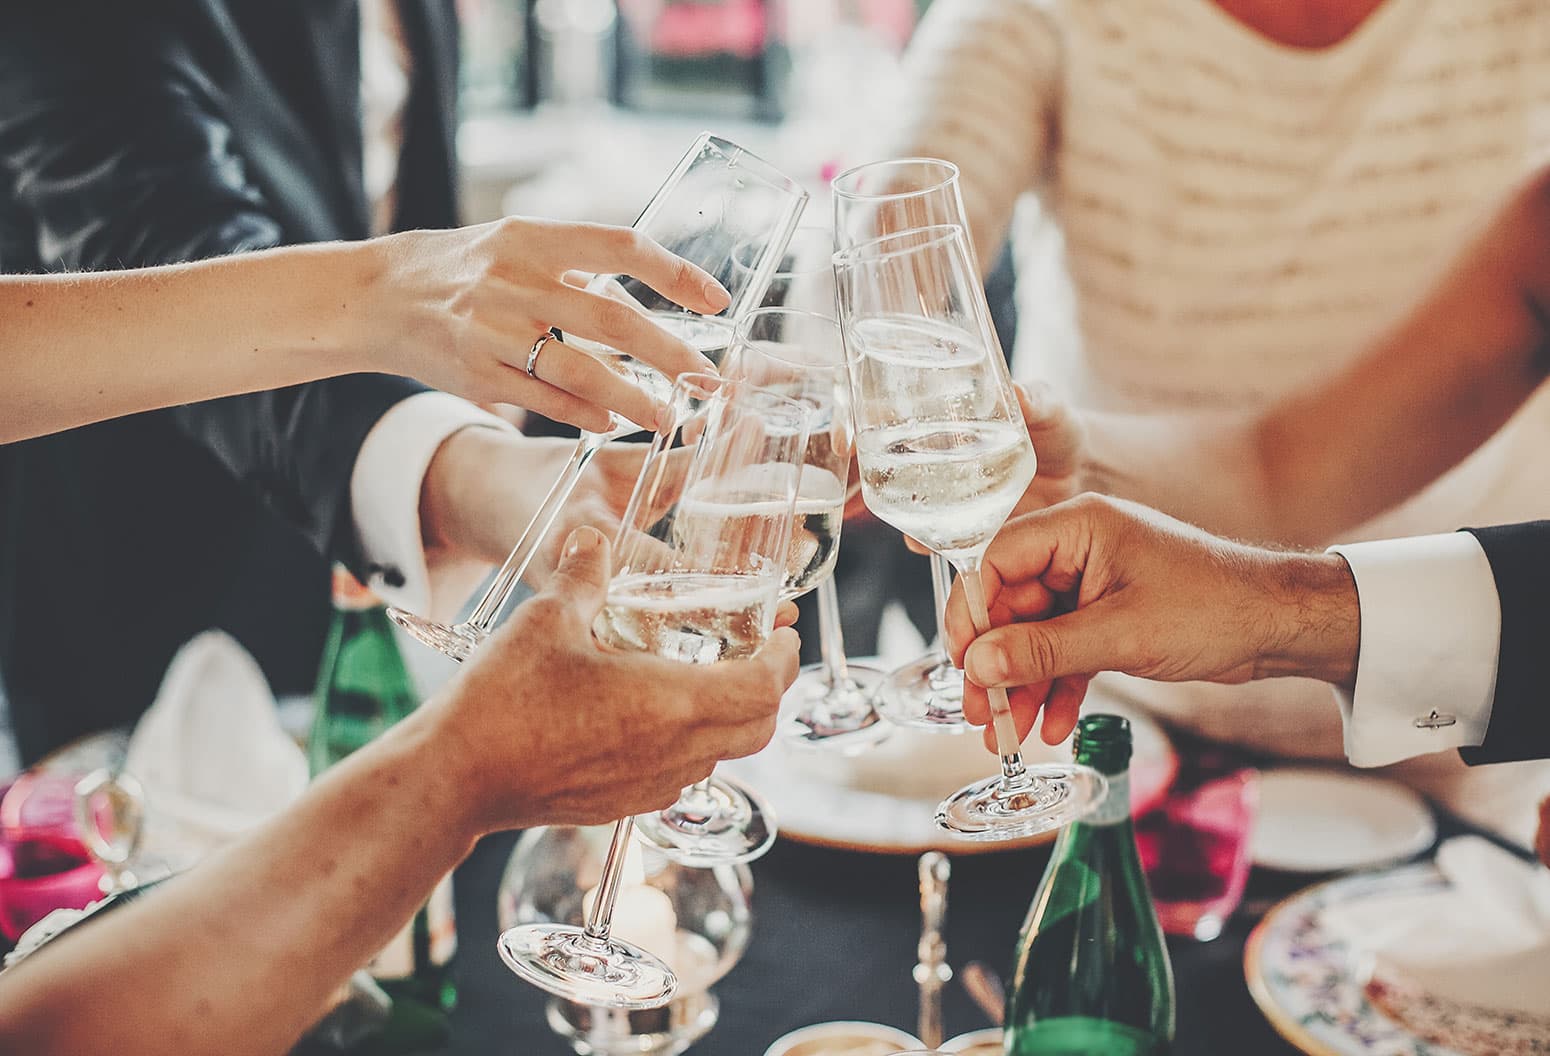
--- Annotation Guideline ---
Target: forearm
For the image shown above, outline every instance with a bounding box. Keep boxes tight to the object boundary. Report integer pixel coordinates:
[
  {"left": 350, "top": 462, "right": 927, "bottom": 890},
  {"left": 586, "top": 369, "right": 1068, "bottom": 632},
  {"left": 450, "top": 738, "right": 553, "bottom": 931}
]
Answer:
[
  {"left": 0, "top": 706, "right": 478, "bottom": 1056},
  {"left": 0, "top": 242, "right": 382, "bottom": 443},
  {"left": 1083, "top": 169, "right": 1550, "bottom": 548}
]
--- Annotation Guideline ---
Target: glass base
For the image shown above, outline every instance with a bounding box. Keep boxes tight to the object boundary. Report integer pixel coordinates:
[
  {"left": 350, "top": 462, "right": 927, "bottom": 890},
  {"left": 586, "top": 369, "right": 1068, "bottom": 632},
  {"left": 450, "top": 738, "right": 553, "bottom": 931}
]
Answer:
[
  {"left": 935, "top": 764, "right": 1108, "bottom": 842},
  {"left": 386, "top": 609, "right": 485, "bottom": 663},
  {"left": 874, "top": 653, "right": 968, "bottom": 732},
  {"left": 634, "top": 775, "right": 776, "bottom": 867},
  {"left": 780, "top": 663, "right": 891, "bottom": 755},
  {"left": 496, "top": 923, "right": 677, "bottom": 1010}
]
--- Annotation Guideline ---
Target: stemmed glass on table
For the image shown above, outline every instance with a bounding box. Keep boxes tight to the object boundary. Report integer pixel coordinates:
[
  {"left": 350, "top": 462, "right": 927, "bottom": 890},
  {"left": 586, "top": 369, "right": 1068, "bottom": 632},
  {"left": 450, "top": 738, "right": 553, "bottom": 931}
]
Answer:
[
  {"left": 388, "top": 133, "right": 809, "bottom": 662},
  {"left": 833, "top": 224, "right": 1106, "bottom": 841},
  {"left": 497, "top": 374, "right": 810, "bottom": 1007},
  {"left": 831, "top": 158, "right": 983, "bottom": 733},
  {"left": 716, "top": 305, "right": 890, "bottom": 752}
]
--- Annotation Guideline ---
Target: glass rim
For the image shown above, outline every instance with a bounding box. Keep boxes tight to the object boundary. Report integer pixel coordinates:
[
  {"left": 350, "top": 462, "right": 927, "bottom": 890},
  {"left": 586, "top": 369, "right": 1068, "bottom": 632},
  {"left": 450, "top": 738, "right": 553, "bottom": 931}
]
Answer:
[
  {"left": 830, "top": 223, "right": 966, "bottom": 268},
  {"left": 830, "top": 157, "right": 961, "bottom": 201},
  {"left": 732, "top": 306, "right": 843, "bottom": 371},
  {"left": 696, "top": 132, "right": 809, "bottom": 201}
]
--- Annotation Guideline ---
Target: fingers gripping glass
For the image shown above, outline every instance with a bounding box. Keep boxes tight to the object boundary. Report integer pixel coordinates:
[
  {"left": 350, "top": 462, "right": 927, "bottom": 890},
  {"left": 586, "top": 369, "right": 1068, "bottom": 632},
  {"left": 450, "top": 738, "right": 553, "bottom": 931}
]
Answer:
[
  {"left": 831, "top": 158, "right": 980, "bottom": 732},
  {"left": 723, "top": 306, "right": 889, "bottom": 752},
  {"left": 498, "top": 374, "right": 807, "bottom": 1007},
  {"left": 389, "top": 133, "right": 809, "bottom": 661},
  {"left": 833, "top": 226, "right": 1105, "bottom": 841}
]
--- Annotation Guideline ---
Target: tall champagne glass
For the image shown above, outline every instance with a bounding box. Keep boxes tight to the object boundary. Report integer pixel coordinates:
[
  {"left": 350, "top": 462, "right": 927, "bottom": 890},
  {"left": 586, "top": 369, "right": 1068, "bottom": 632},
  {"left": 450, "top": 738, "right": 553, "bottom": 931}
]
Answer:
[
  {"left": 389, "top": 133, "right": 809, "bottom": 661},
  {"left": 831, "top": 158, "right": 983, "bottom": 732},
  {"left": 833, "top": 225, "right": 1105, "bottom": 841},
  {"left": 719, "top": 305, "right": 889, "bottom": 752},
  {"left": 497, "top": 374, "right": 807, "bottom": 1007}
]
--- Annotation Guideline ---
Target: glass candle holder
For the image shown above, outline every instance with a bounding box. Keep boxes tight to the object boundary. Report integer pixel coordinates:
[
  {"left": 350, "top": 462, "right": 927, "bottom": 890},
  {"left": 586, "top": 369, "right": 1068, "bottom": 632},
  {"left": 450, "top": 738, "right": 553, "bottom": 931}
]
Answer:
[{"left": 498, "top": 825, "right": 754, "bottom": 1055}]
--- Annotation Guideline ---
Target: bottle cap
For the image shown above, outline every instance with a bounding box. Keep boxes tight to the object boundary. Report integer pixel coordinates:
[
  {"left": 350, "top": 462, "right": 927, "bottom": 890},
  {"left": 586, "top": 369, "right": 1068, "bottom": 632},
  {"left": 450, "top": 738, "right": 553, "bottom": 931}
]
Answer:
[{"left": 1073, "top": 714, "right": 1132, "bottom": 776}]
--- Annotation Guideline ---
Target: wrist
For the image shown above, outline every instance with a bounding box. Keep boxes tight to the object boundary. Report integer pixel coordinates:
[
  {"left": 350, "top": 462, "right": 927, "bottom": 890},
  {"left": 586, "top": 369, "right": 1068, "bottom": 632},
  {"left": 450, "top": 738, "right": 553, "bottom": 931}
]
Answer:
[
  {"left": 1252, "top": 551, "right": 1361, "bottom": 688},
  {"left": 328, "top": 238, "right": 393, "bottom": 376}
]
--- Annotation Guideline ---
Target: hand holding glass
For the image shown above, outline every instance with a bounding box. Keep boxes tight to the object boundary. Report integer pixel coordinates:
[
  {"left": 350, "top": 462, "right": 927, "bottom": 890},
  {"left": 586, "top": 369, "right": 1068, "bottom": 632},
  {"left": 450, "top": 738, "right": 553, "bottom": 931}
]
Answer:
[
  {"left": 496, "top": 373, "right": 806, "bottom": 1007},
  {"left": 390, "top": 133, "right": 808, "bottom": 661},
  {"left": 834, "top": 225, "right": 1105, "bottom": 841}
]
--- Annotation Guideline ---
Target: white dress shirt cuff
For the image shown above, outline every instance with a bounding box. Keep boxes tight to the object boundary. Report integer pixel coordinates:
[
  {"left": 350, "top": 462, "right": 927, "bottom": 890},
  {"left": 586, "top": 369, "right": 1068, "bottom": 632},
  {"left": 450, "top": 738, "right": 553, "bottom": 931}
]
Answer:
[
  {"left": 1327, "top": 533, "right": 1500, "bottom": 768},
  {"left": 350, "top": 391, "right": 514, "bottom": 622}
]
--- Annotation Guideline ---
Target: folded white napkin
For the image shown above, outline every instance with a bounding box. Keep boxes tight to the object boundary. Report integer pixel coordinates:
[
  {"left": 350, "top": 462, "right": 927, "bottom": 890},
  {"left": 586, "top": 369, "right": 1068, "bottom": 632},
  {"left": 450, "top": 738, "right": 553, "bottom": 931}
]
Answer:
[
  {"left": 125, "top": 631, "right": 309, "bottom": 866},
  {"left": 1321, "top": 836, "right": 1550, "bottom": 1017}
]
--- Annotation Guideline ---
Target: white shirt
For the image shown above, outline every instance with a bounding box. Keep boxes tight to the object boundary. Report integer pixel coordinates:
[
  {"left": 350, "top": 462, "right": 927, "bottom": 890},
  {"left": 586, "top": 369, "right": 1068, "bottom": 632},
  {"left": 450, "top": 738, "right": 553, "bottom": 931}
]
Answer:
[
  {"left": 351, "top": 1, "right": 509, "bottom": 622},
  {"left": 1328, "top": 534, "right": 1502, "bottom": 768}
]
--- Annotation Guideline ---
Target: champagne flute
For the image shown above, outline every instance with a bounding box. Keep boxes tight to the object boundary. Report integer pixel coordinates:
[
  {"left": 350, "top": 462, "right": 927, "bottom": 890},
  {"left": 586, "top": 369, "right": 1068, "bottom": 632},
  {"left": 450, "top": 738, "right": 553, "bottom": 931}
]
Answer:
[
  {"left": 831, "top": 158, "right": 983, "bottom": 732},
  {"left": 497, "top": 373, "right": 808, "bottom": 1007},
  {"left": 389, "top": 133, "right": 809, "bottom": 662},
  {"left": 719, "top": 305, "right": 889, "bottom": 752},
  {"left": 833, "top": 225, "right": 1105, "bottom": 841}
]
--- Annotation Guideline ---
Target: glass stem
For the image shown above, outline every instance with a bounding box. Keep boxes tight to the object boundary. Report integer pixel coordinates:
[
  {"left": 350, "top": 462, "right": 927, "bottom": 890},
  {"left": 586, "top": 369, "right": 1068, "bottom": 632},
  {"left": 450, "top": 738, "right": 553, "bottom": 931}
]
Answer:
[
  {"left": 958, "top": 562, "right": 1033, "bottom": 791},
  {"left": 929, "top": 554, "right": 953, "bottom": 661},
  {"left": 582, "top": 818, "right": 634, "bottom": 946},
  {"left": 816, "top": 576, "right": 849, "bottom": 681},
  {"left": 467, "top": 433, "right": 604, "bottom": 633}
]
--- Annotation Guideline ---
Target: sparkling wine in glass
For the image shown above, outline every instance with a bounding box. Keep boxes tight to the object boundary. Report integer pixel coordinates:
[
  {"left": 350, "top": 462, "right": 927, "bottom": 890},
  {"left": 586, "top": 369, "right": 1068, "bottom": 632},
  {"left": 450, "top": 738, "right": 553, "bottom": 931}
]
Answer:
[
  {"left": 835, "top": 225, "right": 1105, "bottom": 841},
  {"left": 497, "top": 374, "right": 807, "bottom": 1007},
  {"left": 388, "top": 133, "right": 808, "bottom": 662},
  {"left": 722, "top": 305, "right": 890, "bottom": 752},
  {"left": 831, "top": 157, "right": 985, "bottom": 733}
]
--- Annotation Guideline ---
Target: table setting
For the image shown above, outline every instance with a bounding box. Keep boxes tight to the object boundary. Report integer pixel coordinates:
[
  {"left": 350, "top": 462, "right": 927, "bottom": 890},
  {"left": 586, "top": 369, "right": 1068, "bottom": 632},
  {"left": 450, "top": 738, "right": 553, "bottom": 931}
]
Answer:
[{"left": 0, "top": 130, "right": 1546, "bottom": 1056}]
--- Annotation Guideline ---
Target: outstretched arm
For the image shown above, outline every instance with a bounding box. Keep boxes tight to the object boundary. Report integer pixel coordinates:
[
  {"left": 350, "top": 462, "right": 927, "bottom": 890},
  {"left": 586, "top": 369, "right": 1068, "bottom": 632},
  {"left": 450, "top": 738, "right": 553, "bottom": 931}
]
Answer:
[
  {"left": 0, "top": 529, "right": 801, "bottom": 1056},
  {"left": 1055, "top": 166, "right": 1550, "bottom": 547},
  {"left": 1, "top": 221, "right": 729, "bottom": 446}
]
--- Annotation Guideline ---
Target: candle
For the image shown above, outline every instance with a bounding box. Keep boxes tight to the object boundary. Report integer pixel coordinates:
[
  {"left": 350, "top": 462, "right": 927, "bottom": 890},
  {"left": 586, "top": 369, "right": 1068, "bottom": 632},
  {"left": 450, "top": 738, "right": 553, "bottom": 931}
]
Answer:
[{"left": 581, "top": 841, "right": 677, "bottom": 966}]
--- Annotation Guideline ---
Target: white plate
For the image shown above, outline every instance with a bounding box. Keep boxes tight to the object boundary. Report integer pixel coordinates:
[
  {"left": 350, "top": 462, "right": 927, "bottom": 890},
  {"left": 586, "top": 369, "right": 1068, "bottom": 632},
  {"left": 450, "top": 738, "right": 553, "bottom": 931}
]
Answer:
[
  {"left": 722, "top": 685, "right": 1177, "bottom": 855},
  {"left": 1251, "top": 768, "right": 1436, "bottom": 873}
]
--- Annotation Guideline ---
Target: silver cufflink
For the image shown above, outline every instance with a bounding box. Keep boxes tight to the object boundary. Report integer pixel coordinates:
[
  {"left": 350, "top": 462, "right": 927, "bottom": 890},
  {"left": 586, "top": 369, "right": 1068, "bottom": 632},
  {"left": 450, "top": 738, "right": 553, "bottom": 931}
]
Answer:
[{"left": 1414, "top": 710, "right": 1457, "bottom": 730}]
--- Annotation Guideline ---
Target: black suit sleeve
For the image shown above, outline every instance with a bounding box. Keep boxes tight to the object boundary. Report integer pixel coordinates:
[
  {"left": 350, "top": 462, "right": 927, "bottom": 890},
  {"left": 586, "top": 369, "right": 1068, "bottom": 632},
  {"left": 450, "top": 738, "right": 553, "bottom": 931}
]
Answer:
[
  {"left": 0, "top": 4, "right": 421, "bottom": 564},
  {"left": 1459, "top": 522, "right": 1550, "bottom": 766}
]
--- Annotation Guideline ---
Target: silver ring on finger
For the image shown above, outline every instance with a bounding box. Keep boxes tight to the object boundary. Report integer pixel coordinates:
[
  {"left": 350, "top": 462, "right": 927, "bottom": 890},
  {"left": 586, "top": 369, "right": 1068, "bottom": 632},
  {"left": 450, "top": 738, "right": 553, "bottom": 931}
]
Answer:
[{"left": 525, "top": 331, "right": 557, "bottom": 379}]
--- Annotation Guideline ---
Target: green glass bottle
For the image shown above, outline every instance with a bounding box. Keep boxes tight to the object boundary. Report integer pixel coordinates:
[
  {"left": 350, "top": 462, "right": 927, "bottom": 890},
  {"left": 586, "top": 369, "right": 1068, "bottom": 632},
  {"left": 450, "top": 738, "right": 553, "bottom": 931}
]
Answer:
[
  {"left": 310, "top": 566, "right": 457, "bottom": 1052},
  {"left": 1005, "top": 714, "right": 1175, "bottom": 1056}
]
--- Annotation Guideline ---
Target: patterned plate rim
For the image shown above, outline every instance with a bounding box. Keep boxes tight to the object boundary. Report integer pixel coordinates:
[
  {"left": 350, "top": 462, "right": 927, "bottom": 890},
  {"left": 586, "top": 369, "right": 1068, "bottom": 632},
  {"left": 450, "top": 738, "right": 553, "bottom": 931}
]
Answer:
[{"left": 1243, "top": 862, "right": 1469, "bottom": 1056}]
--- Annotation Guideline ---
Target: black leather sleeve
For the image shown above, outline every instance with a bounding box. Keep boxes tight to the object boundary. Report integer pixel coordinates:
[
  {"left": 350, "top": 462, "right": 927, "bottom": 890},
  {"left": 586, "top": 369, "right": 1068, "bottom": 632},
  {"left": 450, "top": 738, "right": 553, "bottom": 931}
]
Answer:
[
  {"left": 1459, "top": 522, "right": 1550, "bottom": 766},
  {"left": 0, "top": 4, "right": 420, "bottom": 563}
]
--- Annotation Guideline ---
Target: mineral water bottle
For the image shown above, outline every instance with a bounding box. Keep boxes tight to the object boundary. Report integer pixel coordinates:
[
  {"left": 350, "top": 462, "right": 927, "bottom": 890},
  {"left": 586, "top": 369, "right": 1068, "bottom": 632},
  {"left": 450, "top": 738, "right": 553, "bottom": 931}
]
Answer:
[{"left": 1005, "top": 714, "right": 1175, "bottom": 1055}]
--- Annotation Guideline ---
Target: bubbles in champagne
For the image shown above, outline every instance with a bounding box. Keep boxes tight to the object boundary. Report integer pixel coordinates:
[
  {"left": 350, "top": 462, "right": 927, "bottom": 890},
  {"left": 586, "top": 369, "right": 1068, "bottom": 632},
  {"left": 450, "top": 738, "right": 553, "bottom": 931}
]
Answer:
[
  {"left": 594, "top": 571, "right": 777, "bottom": 664},
  {"left": 856, "top": 420, "right": 1036, "bottom": 559}
]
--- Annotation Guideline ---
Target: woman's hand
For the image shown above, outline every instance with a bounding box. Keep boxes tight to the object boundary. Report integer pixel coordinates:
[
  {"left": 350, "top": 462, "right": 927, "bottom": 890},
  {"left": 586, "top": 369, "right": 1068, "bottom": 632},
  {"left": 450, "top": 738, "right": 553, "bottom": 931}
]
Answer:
[{"left": 359, "top": 218, "right": 732, "bottom": 433}]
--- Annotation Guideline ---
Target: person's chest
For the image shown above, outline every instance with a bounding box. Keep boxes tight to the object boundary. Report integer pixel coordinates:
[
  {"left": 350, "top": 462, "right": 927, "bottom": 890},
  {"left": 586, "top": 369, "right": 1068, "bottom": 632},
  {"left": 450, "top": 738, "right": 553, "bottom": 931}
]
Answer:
[{"left": 1042, "top": 0, "right": 1550, "bottom": 405}]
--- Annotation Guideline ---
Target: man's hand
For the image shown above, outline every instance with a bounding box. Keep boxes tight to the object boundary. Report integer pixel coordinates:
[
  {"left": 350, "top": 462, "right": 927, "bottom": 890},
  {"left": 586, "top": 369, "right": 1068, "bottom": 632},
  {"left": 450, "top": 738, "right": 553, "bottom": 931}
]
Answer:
[
  {"left": 943, "top": 494, "right": 1362, "bottom": 750},
  {"left": 359, "top": 218, "right": 731, "bottom": 434},
  {"left": 419, "top": 431, "right": 648, "bottom": 587},
  {"left": 431, "top": 526, "right": 801, "bottom": 835}
]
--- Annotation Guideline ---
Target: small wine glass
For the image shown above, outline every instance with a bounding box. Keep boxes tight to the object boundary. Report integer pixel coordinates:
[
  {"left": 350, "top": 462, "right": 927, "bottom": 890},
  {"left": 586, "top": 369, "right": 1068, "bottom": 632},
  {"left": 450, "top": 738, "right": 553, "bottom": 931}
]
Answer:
[
  {"left": 498, "top": 373, "right": 808, "bottom": 1007},
  {"left": 834, "top": 224, "right": 1106, "bottom": 841},
  {"left": 831, "top": 158, "right": 986, "bottom": 733},
  {"left": 389, "top": 133, "right": 809, "bottom": 662},
  {"left": 719, "top": 305, "right": 889, "bottom": 752}
]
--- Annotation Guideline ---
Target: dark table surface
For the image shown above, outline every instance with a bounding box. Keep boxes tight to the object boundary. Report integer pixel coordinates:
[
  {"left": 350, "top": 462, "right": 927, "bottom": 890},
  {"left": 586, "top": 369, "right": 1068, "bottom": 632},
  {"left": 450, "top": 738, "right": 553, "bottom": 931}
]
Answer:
[{"left": 446, "top": 828, "right": 1319, "bottom": 1056}]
